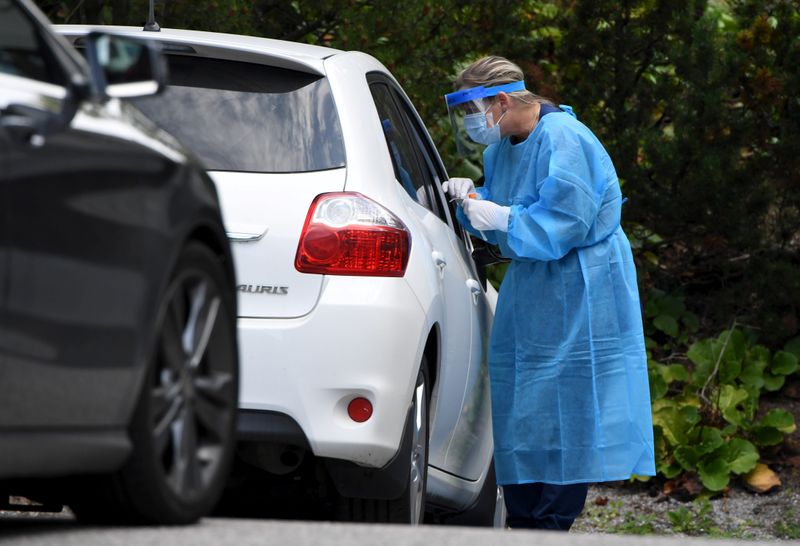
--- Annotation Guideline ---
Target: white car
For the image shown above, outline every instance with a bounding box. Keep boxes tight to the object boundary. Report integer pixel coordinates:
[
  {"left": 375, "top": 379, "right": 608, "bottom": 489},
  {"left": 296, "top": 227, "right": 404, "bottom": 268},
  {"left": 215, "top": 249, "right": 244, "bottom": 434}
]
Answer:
[{"left": 59, "top": 25, "right": 502, "bottom": 525}]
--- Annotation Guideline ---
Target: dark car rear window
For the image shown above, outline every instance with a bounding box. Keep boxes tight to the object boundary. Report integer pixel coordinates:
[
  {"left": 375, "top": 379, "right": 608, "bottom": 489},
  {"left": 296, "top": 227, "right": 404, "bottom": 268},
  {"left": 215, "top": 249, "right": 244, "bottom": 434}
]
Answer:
[{"left": 130, "top": 55, "right": 345, "bottom": 173}]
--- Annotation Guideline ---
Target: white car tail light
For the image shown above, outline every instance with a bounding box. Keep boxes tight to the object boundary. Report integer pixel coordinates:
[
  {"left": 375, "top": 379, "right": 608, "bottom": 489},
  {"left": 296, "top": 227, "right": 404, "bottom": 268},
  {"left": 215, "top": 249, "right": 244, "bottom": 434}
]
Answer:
[{"left": 295, "top": 192, "right": 411, "bottom": 277}]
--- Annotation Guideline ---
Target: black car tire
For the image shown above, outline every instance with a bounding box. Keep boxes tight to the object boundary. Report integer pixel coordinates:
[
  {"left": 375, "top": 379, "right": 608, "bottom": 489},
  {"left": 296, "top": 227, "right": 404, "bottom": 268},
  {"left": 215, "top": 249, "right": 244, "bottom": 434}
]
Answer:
[
  {"left": 441, "top": 459, "right": 500, "bottom": 527},
  {"left": 339, "top": 361, "right": 429, "bottom": 524},
  {"left": 70, "top": 242, "right": 238, "bottom": 524}
]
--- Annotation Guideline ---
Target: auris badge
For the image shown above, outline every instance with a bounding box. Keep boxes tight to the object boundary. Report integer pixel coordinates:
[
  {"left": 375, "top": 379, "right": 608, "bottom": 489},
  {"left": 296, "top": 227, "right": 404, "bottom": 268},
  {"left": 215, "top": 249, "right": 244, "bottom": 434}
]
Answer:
[{"left": 237, "top": 285, "right": 289, "bottom": 295}]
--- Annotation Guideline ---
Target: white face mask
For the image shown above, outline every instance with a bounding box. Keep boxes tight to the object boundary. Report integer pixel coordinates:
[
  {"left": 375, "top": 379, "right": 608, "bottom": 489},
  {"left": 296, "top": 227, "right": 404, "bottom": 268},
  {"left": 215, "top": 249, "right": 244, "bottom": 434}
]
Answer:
[{"left": 464, "top": 109, "right": 506, "bottom": 145}]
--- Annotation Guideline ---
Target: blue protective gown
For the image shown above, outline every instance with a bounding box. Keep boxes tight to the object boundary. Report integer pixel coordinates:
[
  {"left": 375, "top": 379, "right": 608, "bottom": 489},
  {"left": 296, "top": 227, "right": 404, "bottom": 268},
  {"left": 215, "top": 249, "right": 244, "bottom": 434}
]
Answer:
[{"left": 457, "top": 106, "right": 656, "bottom": 485}]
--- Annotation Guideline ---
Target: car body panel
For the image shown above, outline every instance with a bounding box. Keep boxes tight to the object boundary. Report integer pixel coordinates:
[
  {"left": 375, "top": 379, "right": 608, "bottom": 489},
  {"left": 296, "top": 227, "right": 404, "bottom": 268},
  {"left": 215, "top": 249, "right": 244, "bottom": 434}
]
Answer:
[
  {"left": 238, "top": 275, "right": 426, "bottom": 467},
  {"left": 211, "top": 169, "right": 345, "bottom": 318}
]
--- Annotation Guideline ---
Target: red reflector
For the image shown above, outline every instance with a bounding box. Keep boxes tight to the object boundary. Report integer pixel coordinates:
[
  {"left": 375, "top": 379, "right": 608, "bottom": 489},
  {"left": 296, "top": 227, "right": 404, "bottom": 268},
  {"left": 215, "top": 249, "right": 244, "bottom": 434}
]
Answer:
[
  {"left": 348, "top": 397, "right": 373, "bottom": 423},
  {"left": 295, "top": 193, "right": 411, "bottom": 277}
]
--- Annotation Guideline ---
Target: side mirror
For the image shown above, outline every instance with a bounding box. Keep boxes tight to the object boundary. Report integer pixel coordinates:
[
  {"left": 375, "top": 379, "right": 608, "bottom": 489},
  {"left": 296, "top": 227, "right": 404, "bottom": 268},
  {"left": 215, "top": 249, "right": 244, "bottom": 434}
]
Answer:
[{"left": 85, "top": 32, "right": 167, "bottom": 99}]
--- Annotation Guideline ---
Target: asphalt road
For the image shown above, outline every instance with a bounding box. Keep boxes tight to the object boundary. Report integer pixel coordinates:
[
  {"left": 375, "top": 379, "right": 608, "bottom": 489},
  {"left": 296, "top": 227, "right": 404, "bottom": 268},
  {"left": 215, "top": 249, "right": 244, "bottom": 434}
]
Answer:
[{"left": 0, "top": 512, "right": 769, "bottom": 546}]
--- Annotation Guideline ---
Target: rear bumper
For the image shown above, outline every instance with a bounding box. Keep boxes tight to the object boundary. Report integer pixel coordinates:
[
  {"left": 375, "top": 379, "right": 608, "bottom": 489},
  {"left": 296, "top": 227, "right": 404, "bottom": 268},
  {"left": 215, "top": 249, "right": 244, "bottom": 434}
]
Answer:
[
  {"left": 237, "top": 276, "right": 427, "bottom": 468},
  {"left": 237, "top": 409, "right": 309, "bottom": 449}
]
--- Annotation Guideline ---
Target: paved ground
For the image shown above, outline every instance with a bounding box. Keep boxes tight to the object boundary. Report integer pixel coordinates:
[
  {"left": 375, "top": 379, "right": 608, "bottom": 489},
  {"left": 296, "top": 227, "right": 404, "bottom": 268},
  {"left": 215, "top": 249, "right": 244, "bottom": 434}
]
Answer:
[{"left": 0, "top": 514, "right": 784, "bottom": 546}]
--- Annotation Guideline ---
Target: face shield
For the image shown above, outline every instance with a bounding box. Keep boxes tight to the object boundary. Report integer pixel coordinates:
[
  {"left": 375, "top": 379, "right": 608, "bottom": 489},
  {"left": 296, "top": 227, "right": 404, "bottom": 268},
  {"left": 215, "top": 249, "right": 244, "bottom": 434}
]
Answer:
[{"left": 444, "top": 80, "right": 526, "bottom": 155}]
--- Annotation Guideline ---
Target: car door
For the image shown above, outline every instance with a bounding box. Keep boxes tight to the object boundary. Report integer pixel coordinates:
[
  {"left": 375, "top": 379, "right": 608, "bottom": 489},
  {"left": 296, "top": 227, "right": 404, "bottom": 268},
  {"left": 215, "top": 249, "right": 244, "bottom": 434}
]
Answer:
[
  {"left": 369, "top": 77, "right": 493, "bottom": 481},
  {"left": 0, "top": 2, "right": 166, "bottom": 429}
]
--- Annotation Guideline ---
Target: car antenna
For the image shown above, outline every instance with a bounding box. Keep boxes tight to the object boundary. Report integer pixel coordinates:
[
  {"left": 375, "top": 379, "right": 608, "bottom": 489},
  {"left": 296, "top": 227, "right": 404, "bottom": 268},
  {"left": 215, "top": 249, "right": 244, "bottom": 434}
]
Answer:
[{"left": 143, "top": 0, "right": 160, "bottom": 32}]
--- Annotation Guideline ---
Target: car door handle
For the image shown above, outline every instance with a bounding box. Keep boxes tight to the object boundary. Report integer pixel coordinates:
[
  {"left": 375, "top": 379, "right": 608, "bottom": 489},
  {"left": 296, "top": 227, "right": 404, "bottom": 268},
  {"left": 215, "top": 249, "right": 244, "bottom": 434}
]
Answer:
[
  {"left": 226, "top": 225, "right": 269, "bottom": 242},
  {"left": 466, "top": 278, "right": 482, "bottom": 304},
  {"left": 1, "top": 103, "right": 59, "bottom": 147},
  {"left": 432, "top": 251, "right": 447, "bottom": 275},
  {"left": 1, "top": 114, "right": 45, "bottom": 147}
]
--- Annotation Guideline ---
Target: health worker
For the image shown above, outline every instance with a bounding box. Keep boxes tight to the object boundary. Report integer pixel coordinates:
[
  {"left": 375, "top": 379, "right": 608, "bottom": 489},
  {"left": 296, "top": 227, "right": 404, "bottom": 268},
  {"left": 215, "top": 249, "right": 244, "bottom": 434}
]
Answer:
[{"left": 443, "top": 56, "right": 656, "bottom": 531}]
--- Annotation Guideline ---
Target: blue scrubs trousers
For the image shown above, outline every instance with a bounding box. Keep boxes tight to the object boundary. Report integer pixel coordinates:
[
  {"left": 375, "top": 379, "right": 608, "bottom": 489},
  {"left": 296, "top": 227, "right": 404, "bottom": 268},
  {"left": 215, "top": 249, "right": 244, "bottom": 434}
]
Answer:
[{"left": 504, "top": 482, "right": 589, "bottom": 530}]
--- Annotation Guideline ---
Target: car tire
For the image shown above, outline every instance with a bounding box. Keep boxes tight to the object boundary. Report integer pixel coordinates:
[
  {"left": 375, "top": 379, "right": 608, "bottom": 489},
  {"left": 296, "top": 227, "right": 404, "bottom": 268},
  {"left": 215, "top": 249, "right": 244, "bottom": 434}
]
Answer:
[
  {"left": 70, "top": 242, "right": 238, "bottom": 524},
  {"left": 338, "top": 361, "right": 429, "bottom": 524},
  {"left": 441, "top": 459, "right": 503, "bottom": 527}
]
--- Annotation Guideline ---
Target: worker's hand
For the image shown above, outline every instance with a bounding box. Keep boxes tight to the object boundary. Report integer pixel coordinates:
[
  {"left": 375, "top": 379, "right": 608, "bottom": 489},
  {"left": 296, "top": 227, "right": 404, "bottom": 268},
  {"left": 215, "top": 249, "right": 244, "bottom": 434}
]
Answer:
[
  {"left": 442, "top": 177, "right": 475, "bottom": 201},
  {"left": 462, "top": 198, "right": 510, "bottom": 232}
]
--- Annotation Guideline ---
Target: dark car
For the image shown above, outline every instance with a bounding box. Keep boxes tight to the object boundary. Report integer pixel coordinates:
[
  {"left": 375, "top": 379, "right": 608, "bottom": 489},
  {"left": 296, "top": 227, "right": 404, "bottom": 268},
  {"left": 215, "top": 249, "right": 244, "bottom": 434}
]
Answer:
[{"left": 0, "top": 0, "right": 239, "bottom": 524}]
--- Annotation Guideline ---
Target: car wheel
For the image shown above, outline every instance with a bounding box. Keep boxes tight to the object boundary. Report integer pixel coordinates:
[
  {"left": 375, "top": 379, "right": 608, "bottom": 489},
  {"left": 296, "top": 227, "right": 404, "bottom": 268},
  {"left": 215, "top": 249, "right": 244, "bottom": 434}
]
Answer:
[
  {"left": 387, "top": 363, "right": 428, "bottom": 524},
  {"left": 441, "top": 459, "right": 503, "bottom": 527},
  {"left": 339, "top": 361, "right": 429, "bottom": 524},
  {"left": 70, "top": 242, "right": 238, "bottom": 524}
]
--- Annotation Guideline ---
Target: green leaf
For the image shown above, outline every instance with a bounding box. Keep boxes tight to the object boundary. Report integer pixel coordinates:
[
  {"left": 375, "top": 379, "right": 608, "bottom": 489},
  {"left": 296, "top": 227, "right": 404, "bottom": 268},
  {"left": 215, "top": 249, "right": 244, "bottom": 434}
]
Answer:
[
  {"left": 725, "top": 438, "right": 759, "bottom": 475},
  {"left": 740, "top": 384, "right": 761, "bottom": 420},
  {"left": 721, "top": 423, "right": 739, "bottom": 436},
  {"left": 653, "top": 405, "right": 698, "bottom": 446},
  {"left": 696, "top": 427, "right": 724, "bottom": 455},
  {"left": 649, "top": 369, "right": 668, "bottom": 400},
  {"left": 718, "top": 385, "right": 749, "bottom": 426},
  {"left": 760, "top": 409, "right": 796, "bottom": 433},
  {"left": 680, "top": 405, "right": 701, "bottom": 427},
  {"left": 739, "top": 355, "right": 767, "bottom": 390},
  {"left": 654, "top": 315, "right": 679, "bottom": 338},
  {"left": 784, "top": 337, "right": 800, "bottom": 359},
  {"left": 688, "top": 339, "right": 714, "bottom": 386},
  {"left": 682, "top": 312, "right": 700, "bottom": 333},
  {"left": 719, "top": 351, "right": 742, "bottom": 384},
  {"left": 674, "top": 445, "right": 699, "bottom": 470},
  {"left": 688, "top": 339, "right": 713, "bottom": 365},
  {"left": 698, "top": 456, "right": 731, "bottom": 491},
  {"left": 749, "top": 345, "right": 771, "bottom": 364},
  {"left": 771, "top": 351, "right": 799, "bottom": 376},
  {"left": 645, "top": 292, "right": 663, "bottom": 318},
  {"left": 666, "top": 364, "right": 690, "bottom": 383},
  {"left": 658, "top": 460, "right": 684, "bottom": 479},
  {"left": 718, "top": 329, "right": 746, "bottom": 362},
  {"left": 763, "top": 372, "right": 786, "bottom": 392},
  {"left": 718, "top": 330, "right": 746, "bottom": 383},
  {"left": 650, "top": 362, "right": 689, "bottom": 388},
  {"left": 661, "top": 294, "right": 686, "bottom": 318},
  {"left": 753, "top": 426, "right": 784, "bottom": 447}
]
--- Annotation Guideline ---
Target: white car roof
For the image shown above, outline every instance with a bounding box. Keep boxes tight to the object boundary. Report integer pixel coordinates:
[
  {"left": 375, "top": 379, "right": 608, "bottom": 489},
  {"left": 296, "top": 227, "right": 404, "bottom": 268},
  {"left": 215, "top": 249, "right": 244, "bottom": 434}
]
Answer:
[{"left": 55, "top": 25, "right": 343, "bottom": 75}]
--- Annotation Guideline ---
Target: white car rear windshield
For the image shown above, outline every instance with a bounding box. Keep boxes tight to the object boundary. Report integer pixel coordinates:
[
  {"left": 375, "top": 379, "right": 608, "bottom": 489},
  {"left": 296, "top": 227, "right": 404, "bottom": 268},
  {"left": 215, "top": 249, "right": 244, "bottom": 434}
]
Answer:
[{"left": 131, "top": 55, "right": 346, "bottom": 173}]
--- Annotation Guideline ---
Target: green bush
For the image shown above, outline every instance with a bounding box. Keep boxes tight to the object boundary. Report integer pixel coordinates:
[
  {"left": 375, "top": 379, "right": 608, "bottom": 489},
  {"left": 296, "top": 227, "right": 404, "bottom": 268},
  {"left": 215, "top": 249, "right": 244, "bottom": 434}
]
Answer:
[{"left": 646, "top": 290, "right": 798, "bottom": 491}]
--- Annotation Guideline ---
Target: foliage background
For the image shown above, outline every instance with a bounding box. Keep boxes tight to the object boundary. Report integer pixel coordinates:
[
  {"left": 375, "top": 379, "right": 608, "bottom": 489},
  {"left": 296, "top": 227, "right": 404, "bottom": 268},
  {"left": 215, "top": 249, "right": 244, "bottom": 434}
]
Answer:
[
  {"left": 35, "top": 0, "right": 800, "bottom": 487},
  {"left": 37, "top": 0, "right": 798, "bottom": 346}
]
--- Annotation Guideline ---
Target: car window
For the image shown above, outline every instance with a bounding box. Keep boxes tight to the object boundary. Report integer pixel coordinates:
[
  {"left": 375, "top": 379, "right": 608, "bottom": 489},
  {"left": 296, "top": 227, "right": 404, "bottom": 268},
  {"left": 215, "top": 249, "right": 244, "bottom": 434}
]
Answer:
[
  {"left": 388, "top": 87, "right": 455, "bottom": 228},
  {"left": 129, "top": 55, "right": 345, "bottom": 173},
  {"left": 369, "top": 82, "right": 439, "bottom": 214},
  {"left": 0, "top": 0, "right": 64, "bottom": 84}
]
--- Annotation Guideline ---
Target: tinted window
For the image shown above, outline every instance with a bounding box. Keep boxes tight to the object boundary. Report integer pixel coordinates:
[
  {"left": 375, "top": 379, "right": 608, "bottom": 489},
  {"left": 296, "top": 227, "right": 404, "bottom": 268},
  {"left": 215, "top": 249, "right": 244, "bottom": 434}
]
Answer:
[
  {"left": 370, "top": 83, "right": 435, "bottom": 210},
  {"left": 130, "top": 55, "right": 345, "bottom": 173},
  {"left": 0, "top": 0, "right": 63, "bottom": 84}
]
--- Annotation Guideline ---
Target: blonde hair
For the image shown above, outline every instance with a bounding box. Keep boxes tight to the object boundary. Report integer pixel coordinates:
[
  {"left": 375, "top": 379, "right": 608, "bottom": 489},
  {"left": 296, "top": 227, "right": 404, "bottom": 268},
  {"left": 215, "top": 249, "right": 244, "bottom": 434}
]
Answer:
[{"left": 455, "top": 55, "right": 552, "bottom": 106}]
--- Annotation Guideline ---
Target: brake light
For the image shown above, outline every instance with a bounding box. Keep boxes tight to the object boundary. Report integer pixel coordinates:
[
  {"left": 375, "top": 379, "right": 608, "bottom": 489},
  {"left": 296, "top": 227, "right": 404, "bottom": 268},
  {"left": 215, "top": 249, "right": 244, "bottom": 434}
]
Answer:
[{"left": 295, "top": 192, "right": 411, "bottom": 277}]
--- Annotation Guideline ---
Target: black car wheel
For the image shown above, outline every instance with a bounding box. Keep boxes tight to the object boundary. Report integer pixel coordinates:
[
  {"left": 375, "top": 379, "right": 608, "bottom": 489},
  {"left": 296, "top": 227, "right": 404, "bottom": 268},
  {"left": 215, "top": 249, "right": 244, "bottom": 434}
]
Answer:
[
  {"left": 441, "top": 459, "right": 502, "bottom": 527},
  {"left": 338, "top": 361, "right": 429, "bottom": 524},
  {"left": 386, "top": 364, "right": 429, "bottom": 524},
  {"left": 71, "top": 242, "right": 238, "bottom": 524}
]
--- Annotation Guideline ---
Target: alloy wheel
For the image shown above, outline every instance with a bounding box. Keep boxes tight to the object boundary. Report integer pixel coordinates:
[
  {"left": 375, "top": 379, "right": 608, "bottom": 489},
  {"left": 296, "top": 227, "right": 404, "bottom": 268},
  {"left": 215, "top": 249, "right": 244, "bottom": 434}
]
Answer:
[
  {"left": 408, "top": 375, "right": 427, "bottom": 524},
  {"left": 150, "top": 270, "right": 235, "bottom": 501}
]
